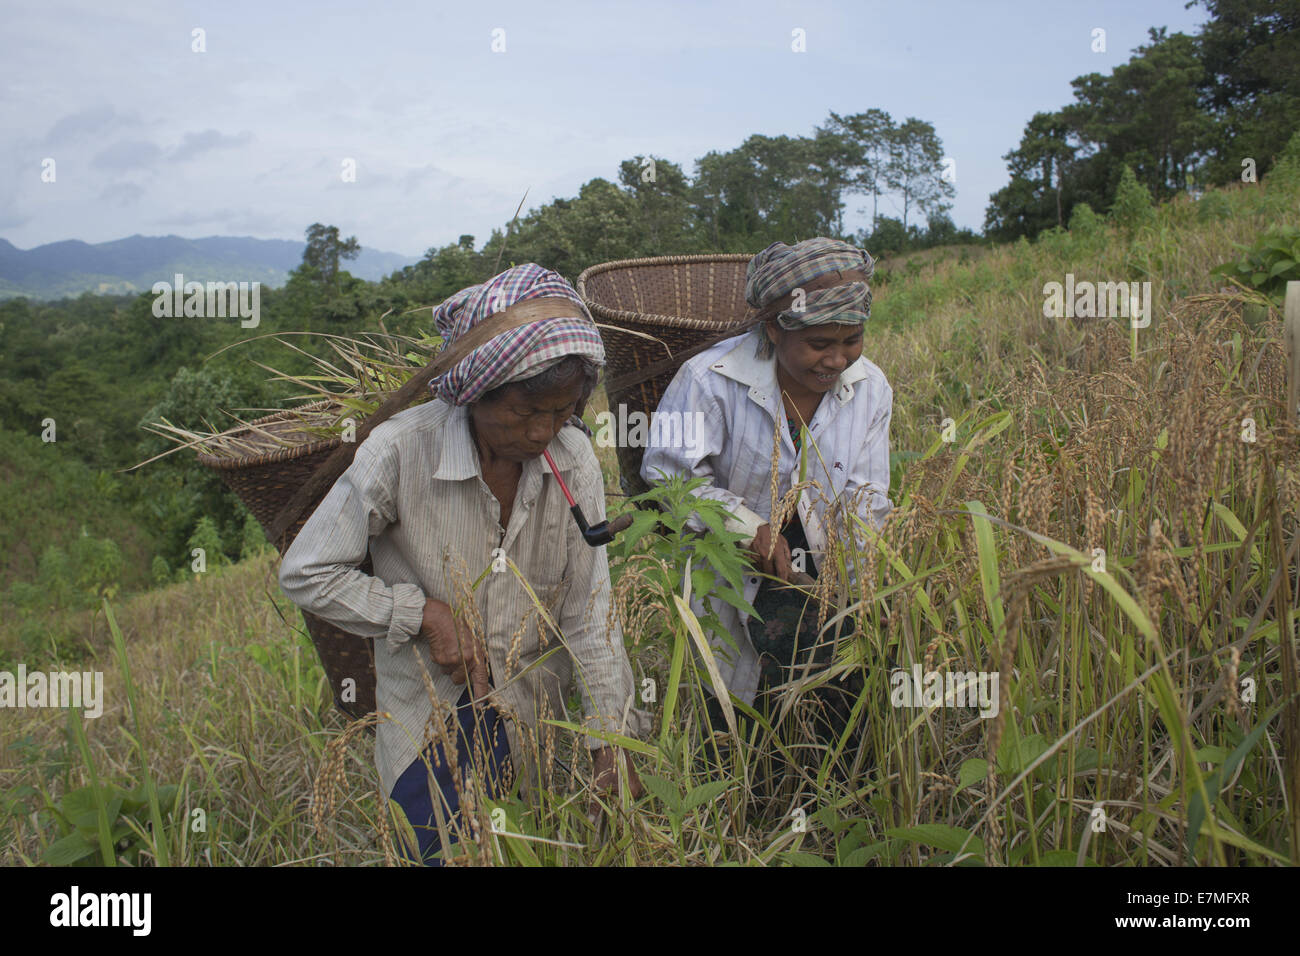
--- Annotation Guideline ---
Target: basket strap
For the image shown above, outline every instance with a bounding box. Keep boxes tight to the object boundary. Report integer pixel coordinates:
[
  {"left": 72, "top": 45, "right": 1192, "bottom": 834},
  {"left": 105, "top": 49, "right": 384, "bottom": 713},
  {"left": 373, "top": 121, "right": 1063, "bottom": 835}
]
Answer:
[
  {"left": 267, "top": 295, "right": 590, "bottom": 548},
  {"left": 602, "top": 268, "right": 872, "bottom": 397}
]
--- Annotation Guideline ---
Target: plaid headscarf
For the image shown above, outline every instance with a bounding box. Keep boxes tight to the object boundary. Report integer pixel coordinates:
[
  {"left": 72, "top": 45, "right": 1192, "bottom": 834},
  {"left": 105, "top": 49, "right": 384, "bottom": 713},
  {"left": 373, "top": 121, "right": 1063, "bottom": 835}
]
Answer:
[
  {"left": 429, "top": 263, "right": 605, "bottom": 406},
  {"left": 745, "top": 238, "right": 875, "bottom": 332}
]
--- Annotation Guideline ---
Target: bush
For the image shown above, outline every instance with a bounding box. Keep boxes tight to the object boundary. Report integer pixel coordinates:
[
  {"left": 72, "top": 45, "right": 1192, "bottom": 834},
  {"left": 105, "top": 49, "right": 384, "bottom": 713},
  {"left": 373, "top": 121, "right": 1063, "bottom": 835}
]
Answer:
[
  {"left": 1211, "top": 225, "right": 1300, "bottom": 307},
  {"left": 68, "top": 529, "right": 122, "bottom": 603},
  {"left": 1068, "top": 202, "right": 1103, "bottom": 235},
  {"left": 151, "top": 555, "right": 172, "bottom": 587},
  {"left": 1195, "top": 190, "right": 1233, "bottom": 223},
  {"left": 10, "top": 537, "right": 119, "bottom": 614},
  {"left": 239, "top": 512, "right": 270, "bottom": 561},
  {"left": 1110, "top": 166, "right": 1155, "bottom": 234},
  {"left": 1268, "top": 130, "right": 1300, "bottom": 189},
  {"left": 184, "top": 516, "right": 228, "bottom": 576}
]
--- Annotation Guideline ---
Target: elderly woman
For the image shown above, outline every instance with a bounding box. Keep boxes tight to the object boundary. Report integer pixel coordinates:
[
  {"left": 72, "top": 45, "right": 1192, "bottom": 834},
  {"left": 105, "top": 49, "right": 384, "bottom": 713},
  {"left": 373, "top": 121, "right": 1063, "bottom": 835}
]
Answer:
[
  {"left": 279, "top": 263, "right": 643, "bottom": 865},
  {"left": 640, "top": 238, "right": 893, "bottom": 752}
]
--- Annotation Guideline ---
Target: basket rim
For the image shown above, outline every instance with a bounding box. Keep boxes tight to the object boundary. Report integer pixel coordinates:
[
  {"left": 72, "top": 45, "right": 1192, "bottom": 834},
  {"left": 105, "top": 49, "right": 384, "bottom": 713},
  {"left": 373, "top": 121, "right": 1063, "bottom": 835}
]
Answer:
[
  {"left": 577, "top": 254, "right": 757, "bottom": 331},
  {"left": 194, "top": 397, "right": 350, "bottom": 471}
]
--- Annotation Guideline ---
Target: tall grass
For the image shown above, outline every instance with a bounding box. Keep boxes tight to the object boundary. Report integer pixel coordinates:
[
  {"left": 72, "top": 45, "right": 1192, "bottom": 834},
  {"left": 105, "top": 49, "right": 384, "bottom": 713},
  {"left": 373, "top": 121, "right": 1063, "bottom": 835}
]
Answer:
[{"left": 3, "top": 173, "right": 1298, "bottom": 865}]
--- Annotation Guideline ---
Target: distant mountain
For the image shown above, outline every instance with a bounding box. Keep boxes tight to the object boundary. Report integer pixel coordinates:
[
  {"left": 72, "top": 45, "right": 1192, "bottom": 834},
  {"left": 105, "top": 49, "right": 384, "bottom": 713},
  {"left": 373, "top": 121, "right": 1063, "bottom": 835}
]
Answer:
[{"left": 0, "top": 234, "right": 419, "bottom": 300}]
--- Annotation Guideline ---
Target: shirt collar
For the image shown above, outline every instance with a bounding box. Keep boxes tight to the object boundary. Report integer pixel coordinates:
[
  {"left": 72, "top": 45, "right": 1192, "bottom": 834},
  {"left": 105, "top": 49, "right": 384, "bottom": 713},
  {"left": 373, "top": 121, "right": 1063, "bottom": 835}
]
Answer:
[
  {"left": 431, "top": 403, "right": 479, "bottom": 480},
  {"left": 432, "top": 402, "right": 585, "bottom": 481},
  {"left": 706, "top": 331, "right": 869, "bottom": 406}
]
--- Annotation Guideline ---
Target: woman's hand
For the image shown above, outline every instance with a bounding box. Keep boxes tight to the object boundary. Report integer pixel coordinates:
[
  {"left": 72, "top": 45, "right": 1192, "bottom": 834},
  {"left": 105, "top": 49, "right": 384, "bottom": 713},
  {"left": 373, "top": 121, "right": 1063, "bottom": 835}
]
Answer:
[
  {"left": 589, "top": 747, "right": 643, "bottom": 812},
  {"left": 421, "top": 598, "right": 490, "bottom": 702},
  {"left": 748, "top": 523, "right": 793, "bottom": 582}
]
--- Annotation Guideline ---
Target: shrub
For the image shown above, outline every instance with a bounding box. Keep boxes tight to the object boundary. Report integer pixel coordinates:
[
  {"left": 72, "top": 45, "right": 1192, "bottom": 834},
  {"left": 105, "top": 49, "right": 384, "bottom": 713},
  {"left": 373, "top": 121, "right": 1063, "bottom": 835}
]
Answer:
[
  {"left": 1068, "top": 202, "right": 1103, "bottom": 235},
  {"left": 1212, "top": 225, "right": 1300, "bottom": 307},
  {"left": 1268, "top": 130, "right": 1300, "bottom": 189},
  {"left": 1195, "top": 190, "right": 1232, "bottom": 223},
  {"left": 239, "top": 512, "right": 270, "bottom": 561},
  {"left": 1110, "top": 165, "right": 1155, "bottom": 234},
  {"left": 150, "top": 555, "right": 172, "bottom": 587},
  {"left": 183, "top": 516, "right": 228, "bottom": 576}
]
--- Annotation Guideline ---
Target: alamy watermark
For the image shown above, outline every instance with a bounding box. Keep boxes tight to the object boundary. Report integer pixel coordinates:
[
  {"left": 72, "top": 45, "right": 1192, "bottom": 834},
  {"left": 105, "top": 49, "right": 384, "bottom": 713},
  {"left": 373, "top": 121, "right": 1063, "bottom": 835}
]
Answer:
[
  {"left": 1042, "top": 274, "right": 1151, "bottom": 328},
  {"left": 593, "top": 404, "right": 705, "bottom": 452},
  {"left": 889, "top": 664, "right": 999, "bottom": 718},
  {"left": 151, "top": 272, "right": 260, "bottom": 328},
  {"left": 0, "top": 666, "right": 103, "bottom": 718},
  {"left": 50, "top": 886, "right": 150, "bottom": 935}
]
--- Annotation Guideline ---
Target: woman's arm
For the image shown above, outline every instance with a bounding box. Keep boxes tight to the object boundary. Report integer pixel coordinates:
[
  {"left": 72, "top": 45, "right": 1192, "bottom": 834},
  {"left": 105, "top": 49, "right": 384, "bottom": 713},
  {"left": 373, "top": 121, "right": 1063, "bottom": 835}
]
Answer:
[
  {"left": 277, "top": 433, "right": 426, "bottom": 649},
  {"left": 639, "top": 363, "right": 766, "bottom": 541}
]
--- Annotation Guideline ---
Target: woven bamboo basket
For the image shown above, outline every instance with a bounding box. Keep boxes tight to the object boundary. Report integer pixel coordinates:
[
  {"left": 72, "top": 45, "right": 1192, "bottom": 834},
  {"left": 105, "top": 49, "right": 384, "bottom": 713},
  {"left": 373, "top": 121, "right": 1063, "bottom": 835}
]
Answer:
[
  {"left": 577, "top": 254, "right": 757, "bottom": 493},
  {"left": 196, "top": 399, "right": 381, "bottom": 721}
]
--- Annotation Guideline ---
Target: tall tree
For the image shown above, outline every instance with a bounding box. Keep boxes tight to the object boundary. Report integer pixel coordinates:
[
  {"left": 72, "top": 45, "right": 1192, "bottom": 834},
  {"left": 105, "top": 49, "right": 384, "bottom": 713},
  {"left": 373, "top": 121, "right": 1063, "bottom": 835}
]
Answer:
[
  {"left": 984, "top": 111, "right": 1085, "bottom": 239},
  {"left": 1064, "top": 28, "right": 1210, "bottom": 200},
  {"left": 985, "top": 28, "right": 1210, "bottom": 239},
  {"left": 618, "top": 155, "right": 698, "bottom": 253},
  {"left": 820, "top": 109, "right": 896, "bottom": 234},
  {"left": 1194, "top": 0, "right": 1300, "bottom": 183},
  {"left": 301, "top": 223, "right": 361, "bottom": 289},
  {"left": 691, "top": 134, "right": 846, "bottom": 250},
  {"left": 882, "top": 118, "right": 955, "bottom": 231}
]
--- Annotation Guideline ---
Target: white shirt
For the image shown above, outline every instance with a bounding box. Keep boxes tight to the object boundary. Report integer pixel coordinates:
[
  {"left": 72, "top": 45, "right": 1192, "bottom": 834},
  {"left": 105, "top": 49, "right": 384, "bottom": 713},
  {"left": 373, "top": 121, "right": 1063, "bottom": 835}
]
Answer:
[{"left": 640, "top": 328, "right": 894, "bottom": 704}]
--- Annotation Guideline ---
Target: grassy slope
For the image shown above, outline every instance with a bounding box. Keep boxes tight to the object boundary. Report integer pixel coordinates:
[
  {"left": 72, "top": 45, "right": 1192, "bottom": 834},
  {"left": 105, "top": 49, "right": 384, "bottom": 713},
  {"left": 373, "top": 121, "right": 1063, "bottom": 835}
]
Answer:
[{"left": 4, "top": 175, "right": 1299, "bottom": 866}]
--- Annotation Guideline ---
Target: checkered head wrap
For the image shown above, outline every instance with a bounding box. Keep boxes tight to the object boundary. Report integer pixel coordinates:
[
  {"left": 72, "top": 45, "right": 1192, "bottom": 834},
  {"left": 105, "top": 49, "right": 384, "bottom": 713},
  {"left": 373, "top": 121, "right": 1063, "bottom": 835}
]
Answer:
[
  {"left": 745, "top": 238, "right": 875, "bottom": 331},
  {"left": 429, "top": 263, "right": 605, "bottom": 406}
]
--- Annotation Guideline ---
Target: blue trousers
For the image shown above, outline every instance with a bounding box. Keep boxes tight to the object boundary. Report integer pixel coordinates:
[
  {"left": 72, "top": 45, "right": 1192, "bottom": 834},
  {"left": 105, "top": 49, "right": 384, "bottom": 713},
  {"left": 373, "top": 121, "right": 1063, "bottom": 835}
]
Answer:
[{"left": 389, "top": 688, "right": 512, "bottom": 866}]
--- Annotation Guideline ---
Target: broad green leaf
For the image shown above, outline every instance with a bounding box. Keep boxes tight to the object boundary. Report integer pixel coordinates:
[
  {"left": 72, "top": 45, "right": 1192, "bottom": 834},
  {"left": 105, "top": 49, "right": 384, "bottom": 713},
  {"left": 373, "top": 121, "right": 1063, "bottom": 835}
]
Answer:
[
  {"left": 780, "top": 851, "right": 832, "bottom": 866},
  {"left": 683, "top": 779, "right": 730, "bottom": 811},
  {"left": 1194, "top": 745, "right": 1230, "bottom": 765},
  {"left": 997, "top": 733, "right": 1047, "bottom": 776},
  {"left": 956, "top": 757, "right": 988, "bottom": 794},
  {"left": 43, "top": 832, "right": 99, "bottom": 866},
  {"left": 640, "top": 774, "right": 682, "bottom": 813},
  {"left": 841, "top": 842, "right": 890, "bottom": 866},
  {"left": 887, "top": 824, "right": 984, "bottom": 858}
]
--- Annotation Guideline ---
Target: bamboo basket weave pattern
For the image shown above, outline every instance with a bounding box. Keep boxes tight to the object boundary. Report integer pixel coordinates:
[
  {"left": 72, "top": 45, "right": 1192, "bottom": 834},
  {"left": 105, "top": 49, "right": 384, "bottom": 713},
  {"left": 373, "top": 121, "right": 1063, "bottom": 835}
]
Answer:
[
  {"left": 577, "top": 255, "right": 756, "bottom": 493},
  {"left": 196, "top": 400, "right": 379, "bottom": 721}
]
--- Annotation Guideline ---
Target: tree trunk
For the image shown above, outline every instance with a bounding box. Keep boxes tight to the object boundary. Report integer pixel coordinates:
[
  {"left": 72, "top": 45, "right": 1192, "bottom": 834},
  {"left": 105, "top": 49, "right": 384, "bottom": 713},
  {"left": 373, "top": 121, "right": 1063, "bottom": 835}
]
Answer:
[{"left": 1055, "top": 160, "right": 1063, "bottom": 228}]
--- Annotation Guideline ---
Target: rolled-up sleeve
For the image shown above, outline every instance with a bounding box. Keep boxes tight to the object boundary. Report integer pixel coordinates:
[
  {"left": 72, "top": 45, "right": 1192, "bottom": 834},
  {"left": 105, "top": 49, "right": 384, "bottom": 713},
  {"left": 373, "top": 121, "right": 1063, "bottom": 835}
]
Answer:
[
  {"left": 561, "top": 452, "right": 639, "bottom": 748},
  {"left": 277, "top": 435, "right": 426, "bottom": 649},
  {"left": 640, "top": 366, "right": 765, "bottom": 541}
]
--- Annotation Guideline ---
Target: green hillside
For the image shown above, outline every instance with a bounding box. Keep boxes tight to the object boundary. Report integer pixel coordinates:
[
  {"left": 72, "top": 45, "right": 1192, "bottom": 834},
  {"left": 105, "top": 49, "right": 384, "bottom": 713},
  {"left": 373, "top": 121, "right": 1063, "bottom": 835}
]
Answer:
[{"left": 4, "top": 162, "right": 1298, "bottom": 865}]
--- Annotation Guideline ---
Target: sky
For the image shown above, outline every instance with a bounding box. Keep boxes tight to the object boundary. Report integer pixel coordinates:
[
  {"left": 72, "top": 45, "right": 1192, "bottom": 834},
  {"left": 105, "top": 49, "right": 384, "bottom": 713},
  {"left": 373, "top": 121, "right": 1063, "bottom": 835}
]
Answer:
[{"left": 0, "top": 0, "right": 1211, "bottom": 259}]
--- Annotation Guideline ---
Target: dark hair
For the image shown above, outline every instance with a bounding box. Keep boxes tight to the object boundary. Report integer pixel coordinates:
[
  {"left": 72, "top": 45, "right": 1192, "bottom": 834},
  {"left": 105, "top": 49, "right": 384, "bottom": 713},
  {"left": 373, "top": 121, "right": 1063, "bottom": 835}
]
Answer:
[{"left": 475, "top": 354, "right": 601, "bottom": 406}]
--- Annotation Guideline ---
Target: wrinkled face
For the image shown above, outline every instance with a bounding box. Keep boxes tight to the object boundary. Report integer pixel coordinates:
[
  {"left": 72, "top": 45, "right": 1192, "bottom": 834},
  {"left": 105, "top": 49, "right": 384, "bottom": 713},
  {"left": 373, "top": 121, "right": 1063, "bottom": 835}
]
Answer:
[
  {"left": 468, "top": 374, "right": 586, "bottom": 464},
  {"left": 765, "top": 320, "right": 865, "bottom": 395}
]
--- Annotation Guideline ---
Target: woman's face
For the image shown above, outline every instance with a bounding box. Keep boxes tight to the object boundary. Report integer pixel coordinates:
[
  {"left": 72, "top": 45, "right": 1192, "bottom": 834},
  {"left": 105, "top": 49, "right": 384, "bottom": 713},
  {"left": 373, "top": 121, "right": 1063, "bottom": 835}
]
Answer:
[
  {"left": 765, "top": 321, "right": 865, "bottom": 395},
  {"left": 469, "top": 376, "right": 586, "bottom": 464}
]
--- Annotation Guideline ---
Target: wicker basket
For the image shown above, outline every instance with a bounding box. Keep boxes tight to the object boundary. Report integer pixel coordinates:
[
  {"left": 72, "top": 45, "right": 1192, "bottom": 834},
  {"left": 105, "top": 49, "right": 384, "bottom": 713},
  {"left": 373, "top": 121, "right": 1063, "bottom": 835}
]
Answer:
[
  {"left": 196, "top": 399, "right": 380, "bottom": 721},
  {"left": 577, "top": 254, "right": 757, "bottom": 493}
]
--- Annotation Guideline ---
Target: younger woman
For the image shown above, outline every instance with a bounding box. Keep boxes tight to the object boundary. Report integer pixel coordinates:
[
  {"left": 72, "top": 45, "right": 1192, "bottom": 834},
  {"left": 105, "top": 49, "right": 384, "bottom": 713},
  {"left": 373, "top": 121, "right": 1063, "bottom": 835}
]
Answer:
[{"left": 641, "top": 238, "right": 893, "bottom": 748}]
